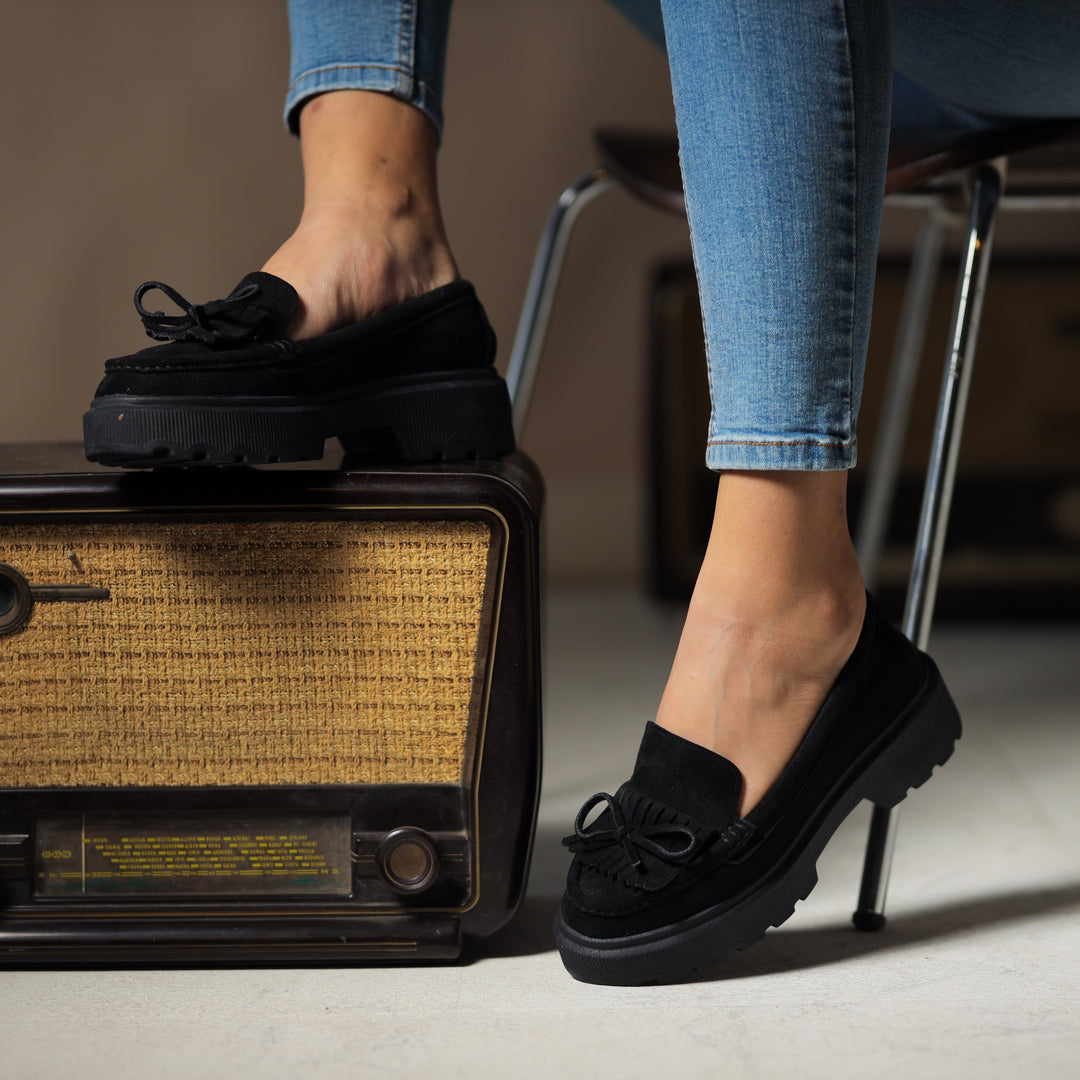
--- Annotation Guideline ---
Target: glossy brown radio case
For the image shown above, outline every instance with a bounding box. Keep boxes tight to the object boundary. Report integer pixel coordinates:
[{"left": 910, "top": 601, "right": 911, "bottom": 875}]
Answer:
[{"left": 0, "top": 443, "right": 542, "bottom": 964}]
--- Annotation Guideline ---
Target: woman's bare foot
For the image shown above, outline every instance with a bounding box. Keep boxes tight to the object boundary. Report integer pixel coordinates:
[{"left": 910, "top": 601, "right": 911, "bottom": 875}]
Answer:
[
  {"left": 261, "top": 89, "right": 459, "bottom": 339},
  {"left": 655, "top": 471, "right": 867, "bottom": 816}
]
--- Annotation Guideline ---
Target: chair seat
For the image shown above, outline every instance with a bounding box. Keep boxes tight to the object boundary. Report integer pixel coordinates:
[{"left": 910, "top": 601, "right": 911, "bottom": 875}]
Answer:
[
  {"left": 595, "top": 117, "right": 1080, "bottom": 216},
  {"left": 885, "top": 117, "right": 1080, "bottom": 193}
]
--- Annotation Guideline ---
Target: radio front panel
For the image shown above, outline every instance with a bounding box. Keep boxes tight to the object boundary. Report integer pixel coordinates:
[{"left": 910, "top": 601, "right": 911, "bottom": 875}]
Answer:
[
  {"left": 2, "top": 516, "right": 496, "bottom": 789},
  {"left": 0, "top": 447, "right": 542, "bottom": 962}
]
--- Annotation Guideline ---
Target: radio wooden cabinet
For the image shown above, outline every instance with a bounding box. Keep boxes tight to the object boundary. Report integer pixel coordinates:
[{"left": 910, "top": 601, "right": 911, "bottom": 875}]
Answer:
[{"left": 0, "top": 444, "right": 542, "bottom": 963}]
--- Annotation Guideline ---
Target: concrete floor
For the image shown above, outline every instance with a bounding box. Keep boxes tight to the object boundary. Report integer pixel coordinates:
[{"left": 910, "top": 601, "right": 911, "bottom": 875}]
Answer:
[{"left": 4, "top": 588, "right": 1079, "bottom": 1079}]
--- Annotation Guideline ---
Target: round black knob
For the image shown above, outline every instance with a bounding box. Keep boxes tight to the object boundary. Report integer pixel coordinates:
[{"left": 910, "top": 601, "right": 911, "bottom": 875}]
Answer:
[
  {"left": 375, "top": 828, "right": 440, "bottom": 894},
  {"left": 0, "top": 563, "right": 33, "bottom": 636}
]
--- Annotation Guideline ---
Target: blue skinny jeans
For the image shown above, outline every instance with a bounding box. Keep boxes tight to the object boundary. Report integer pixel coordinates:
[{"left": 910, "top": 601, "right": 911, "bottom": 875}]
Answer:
[{"left": 285, "top": 0, "right": 1080, "bottom": 471}]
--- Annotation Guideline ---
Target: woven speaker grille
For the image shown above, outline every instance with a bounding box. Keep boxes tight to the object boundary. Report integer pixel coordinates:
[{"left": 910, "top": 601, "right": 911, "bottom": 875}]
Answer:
[{"left": 1, "top": 519, "right": 493, "bottom": 787}]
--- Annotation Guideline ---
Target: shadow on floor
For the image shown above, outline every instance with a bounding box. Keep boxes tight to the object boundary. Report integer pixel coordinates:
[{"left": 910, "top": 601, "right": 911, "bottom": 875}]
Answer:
[
  {"left": 465, "top": 895, "right": 563, "bottom": 962},
  {"left": 468, "top": 862, "right": 1080, "bottom": 978},
  {"left": 686, "top": 879, "right": 1080, "bottom": 983},
  {"left": 462, "top": 823, "right": 567, "bottom": 961}
]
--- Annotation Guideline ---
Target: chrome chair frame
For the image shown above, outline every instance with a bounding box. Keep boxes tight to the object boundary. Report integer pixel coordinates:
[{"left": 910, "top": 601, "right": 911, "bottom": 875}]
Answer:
[
  {"left": 852, "top": 164, "right": 1080, "bottom": 926},
  {"left": 506, "top": 167, "right": 616, "bottom": 433}
]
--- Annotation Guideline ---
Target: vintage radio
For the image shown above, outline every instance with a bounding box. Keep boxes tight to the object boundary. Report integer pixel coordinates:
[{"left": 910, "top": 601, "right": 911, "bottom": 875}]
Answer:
[{"left": 0, "top": 443, "right": 542, "bottom": 963}]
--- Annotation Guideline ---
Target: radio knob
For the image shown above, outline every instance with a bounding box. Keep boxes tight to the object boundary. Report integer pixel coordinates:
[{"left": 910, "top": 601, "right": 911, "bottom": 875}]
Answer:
[
  {"left": 374, "top": 827, "right": 440, "bottom": 894},
  {"left": 0, "top": 564, "right": 33, "bottom": 636}
]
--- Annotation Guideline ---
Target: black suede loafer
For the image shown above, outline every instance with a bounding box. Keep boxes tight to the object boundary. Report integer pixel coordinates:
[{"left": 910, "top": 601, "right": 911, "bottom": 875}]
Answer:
[
  {"left": 83, "top": 273, "right": 515, "bottom": 467},
  {"left": 554, "top": 595, "right": 961, "bottom": 985}
]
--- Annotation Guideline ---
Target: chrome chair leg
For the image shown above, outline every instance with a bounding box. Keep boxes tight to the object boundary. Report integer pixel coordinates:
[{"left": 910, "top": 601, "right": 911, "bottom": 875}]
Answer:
[
  {"left": 855, "top": 207, "right": 948, "bottom": 591},
  {"left": 506, "top": 168, "right": 616, "bottom": 434},
  {"left": 853, "top": 161, "right": 1005, "bottom": 931}
]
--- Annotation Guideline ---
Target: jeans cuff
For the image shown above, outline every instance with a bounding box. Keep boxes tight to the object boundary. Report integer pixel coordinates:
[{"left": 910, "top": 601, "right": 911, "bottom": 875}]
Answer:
[
  {"left": 284, "top": 63, "right": 445, "bottom": 140},
  {"left": 704, "top": 437, "right": 857, "bottom": 472}
]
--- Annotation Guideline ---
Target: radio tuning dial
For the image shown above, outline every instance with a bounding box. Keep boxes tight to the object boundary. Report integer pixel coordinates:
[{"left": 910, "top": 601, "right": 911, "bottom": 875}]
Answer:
[
  {"left": 374, "top": 828, "right": 440, "bottom": 894},
  {"left": 0, "top": 562, "right": 110, "bottom": 636},
  {"left": 0, "top": 564, "right": 33, "bottom": 636}
]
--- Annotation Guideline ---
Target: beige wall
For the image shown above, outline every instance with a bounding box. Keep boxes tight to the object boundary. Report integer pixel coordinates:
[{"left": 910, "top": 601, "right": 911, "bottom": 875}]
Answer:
[{"left": 3, "top": 2, "right": 1078, "bottom": 581}]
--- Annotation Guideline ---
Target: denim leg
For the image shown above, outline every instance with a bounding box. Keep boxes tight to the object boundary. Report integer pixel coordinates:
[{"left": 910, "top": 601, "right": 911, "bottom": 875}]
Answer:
[
  {"left": 610, "top": 1, "right": 1080, "bottom": 472},
  {"left": 283, "top": 1, "right": 1079, "bottom": 472},
  {"left": 657, "top": 0, "right": 892, "bottom": 471},
  {"left": 284, "top": 0, "right": 452, "bottom": 138}
]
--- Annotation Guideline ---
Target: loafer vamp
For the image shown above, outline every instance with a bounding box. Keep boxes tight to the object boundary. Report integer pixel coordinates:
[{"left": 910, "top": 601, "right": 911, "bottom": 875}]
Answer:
[
  {"left": 567, "top": 783, "right": 717, "bottom": 893},
  {"left": 562, "top": 723, "right": 752, "bottom": 934},
  {"left": 564, "top": 791, "right": 761, "bottom": 936}
]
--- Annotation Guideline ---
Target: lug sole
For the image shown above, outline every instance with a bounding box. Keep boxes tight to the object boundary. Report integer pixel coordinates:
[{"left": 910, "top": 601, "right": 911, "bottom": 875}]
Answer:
[{"left": 82, "top": 369, "right": 515, "bottom": 468}]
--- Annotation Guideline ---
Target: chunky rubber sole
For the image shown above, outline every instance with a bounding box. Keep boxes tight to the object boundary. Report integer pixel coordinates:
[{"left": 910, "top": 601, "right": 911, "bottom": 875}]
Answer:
[
  {"left": 553, "top": 664, "right": 961, "bottom": 986},
  {"left": 82, "top": 368, "right": 515, "bottom": 468}
]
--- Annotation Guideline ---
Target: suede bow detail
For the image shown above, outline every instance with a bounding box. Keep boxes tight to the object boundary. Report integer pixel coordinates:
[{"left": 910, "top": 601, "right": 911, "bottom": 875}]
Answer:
[
  {"left": 134, "top": 279, "right": 268, "bottom": 346},
  {"left": 563, "top": 790, "right": 699, "bottom": 872},
  {"left": 563, "top": 780, "right": 760, "bottom": 893}
]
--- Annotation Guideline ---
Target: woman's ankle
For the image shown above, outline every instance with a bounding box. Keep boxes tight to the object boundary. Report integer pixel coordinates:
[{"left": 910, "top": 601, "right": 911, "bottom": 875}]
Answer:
[
  {"left": 263, "top": 88, "right": 458, "bottom": 339},
  {"left": 654, "top": 469, "right": 866, "bottom": 814}
]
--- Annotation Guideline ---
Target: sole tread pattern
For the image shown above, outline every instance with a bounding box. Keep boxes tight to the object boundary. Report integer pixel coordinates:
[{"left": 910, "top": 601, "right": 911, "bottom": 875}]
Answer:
[{"left": 83, "top": 370, "right": 515, "bottom": 468}]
